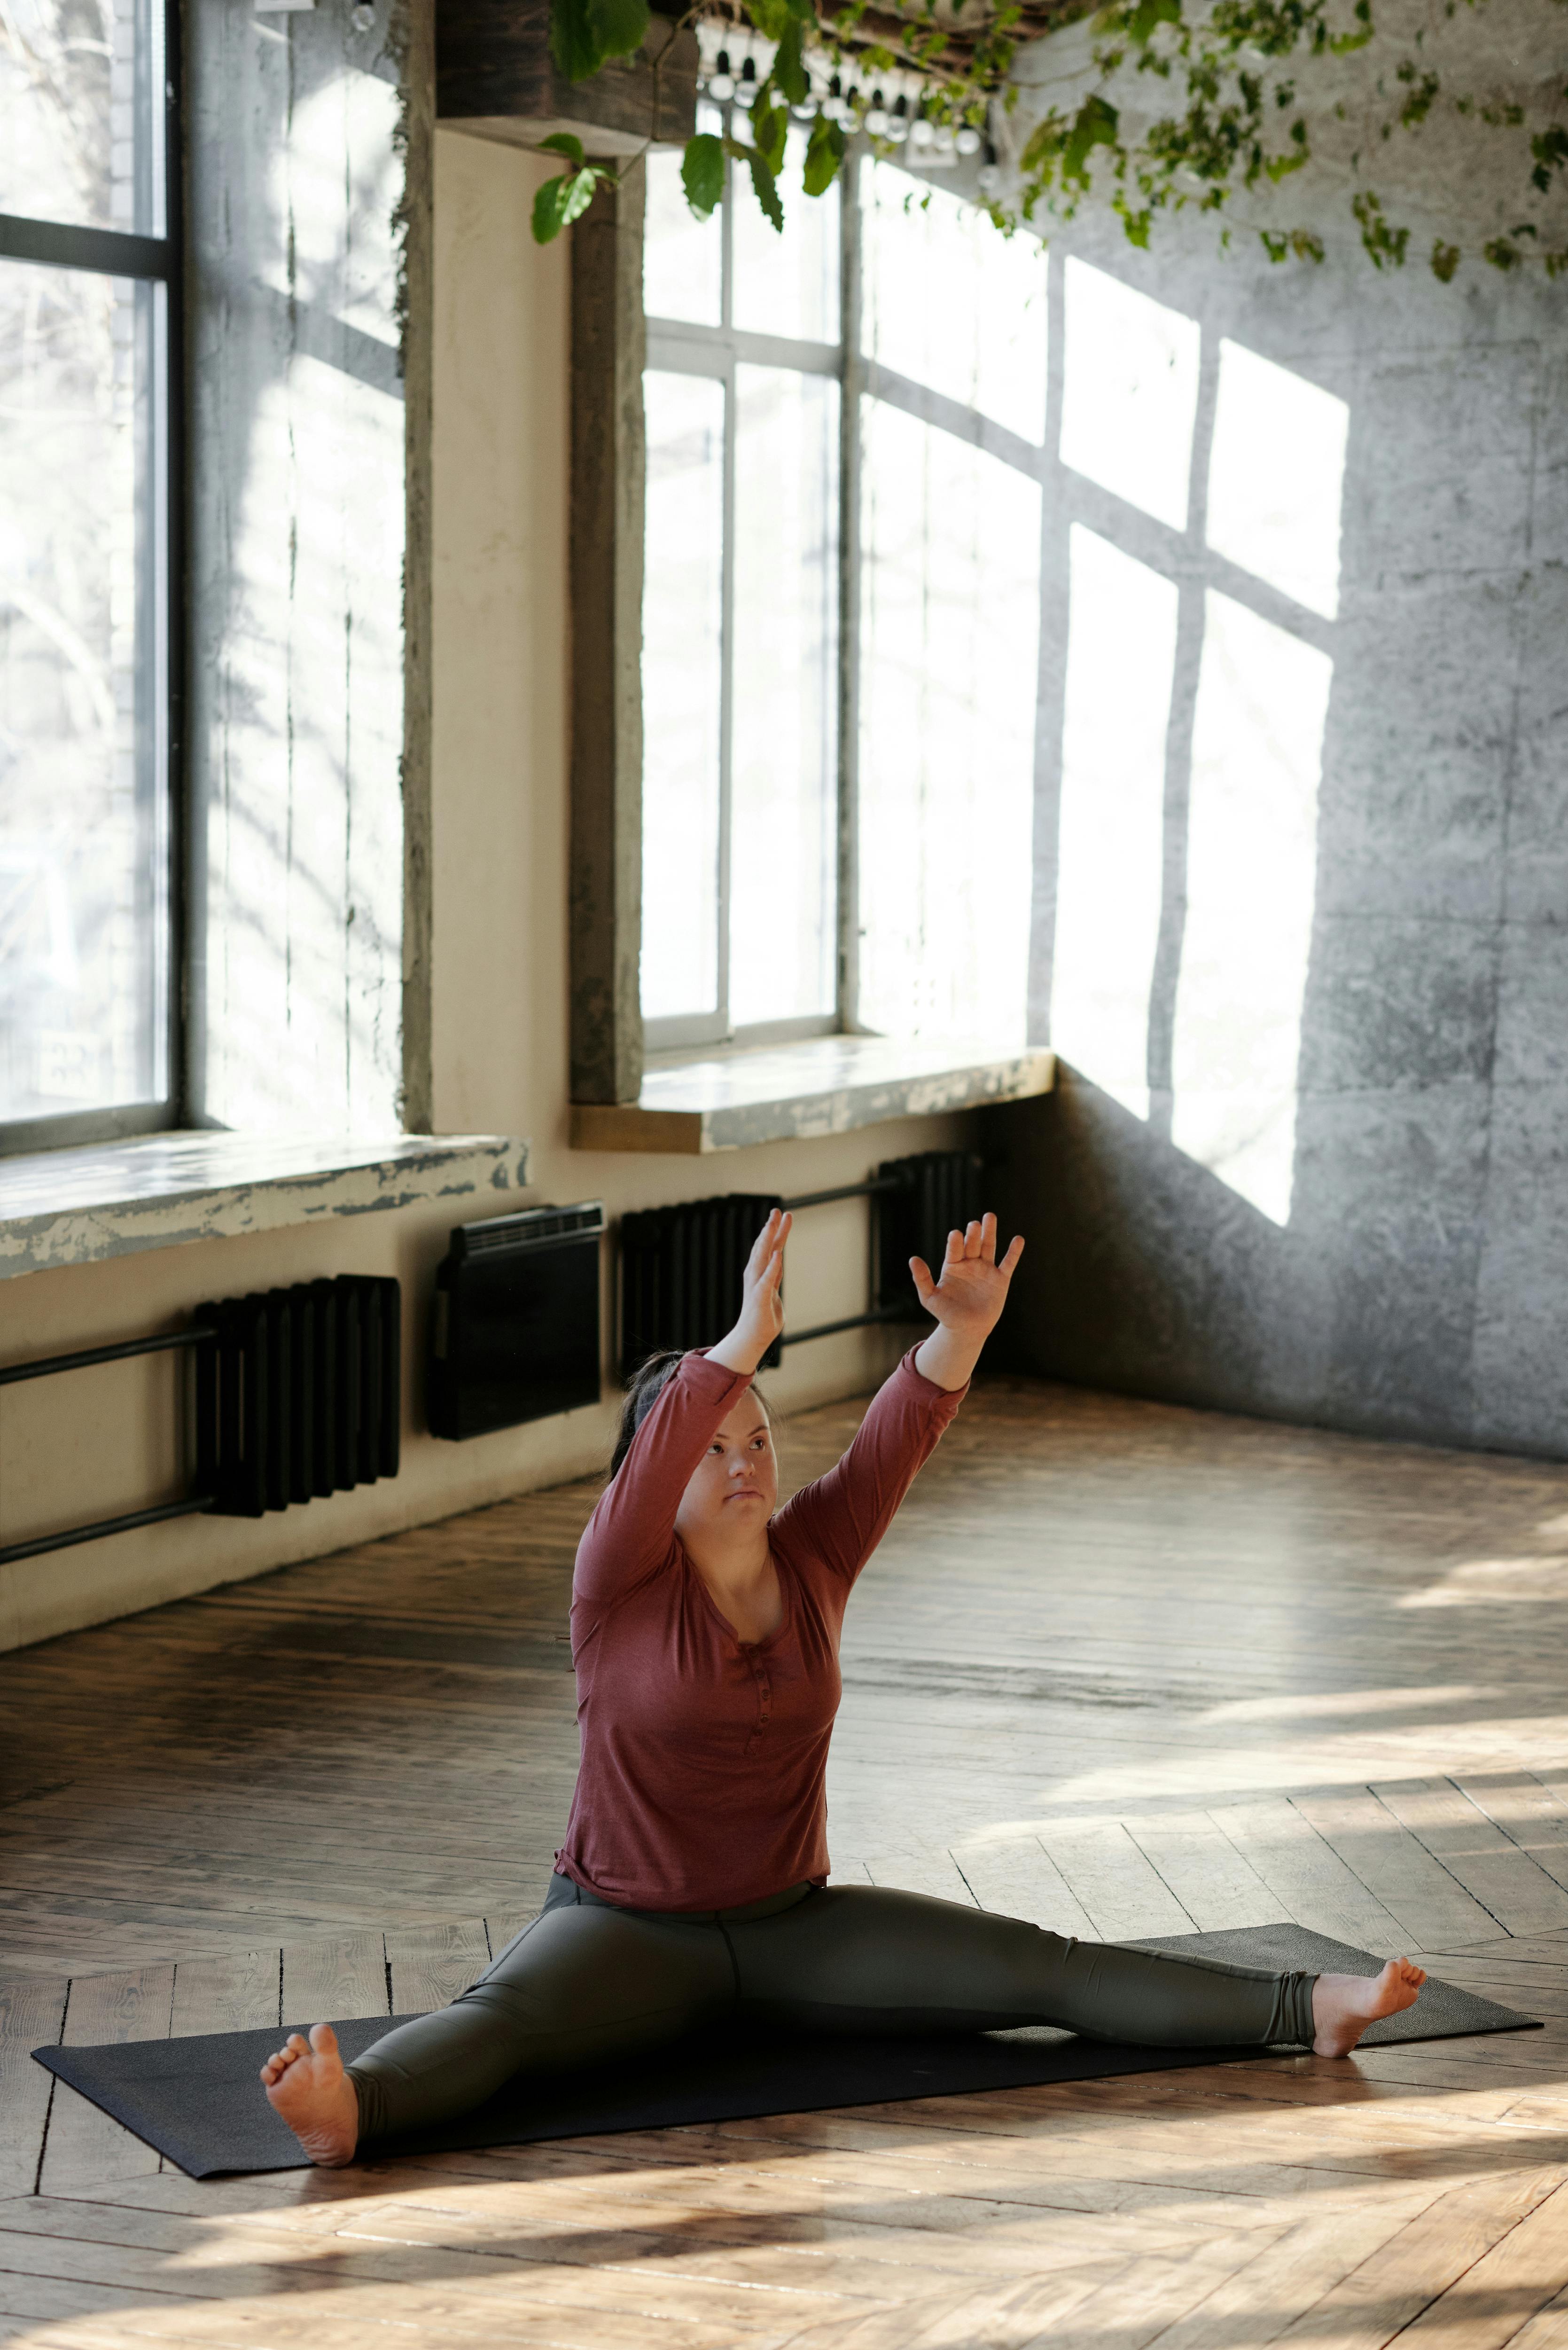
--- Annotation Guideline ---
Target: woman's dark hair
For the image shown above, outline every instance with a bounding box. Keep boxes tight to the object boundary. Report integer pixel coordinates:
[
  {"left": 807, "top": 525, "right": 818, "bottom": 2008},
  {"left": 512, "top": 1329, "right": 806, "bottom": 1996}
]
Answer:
[{"left": 608, "top": 1351, "right": 773, "bottom": 1481}]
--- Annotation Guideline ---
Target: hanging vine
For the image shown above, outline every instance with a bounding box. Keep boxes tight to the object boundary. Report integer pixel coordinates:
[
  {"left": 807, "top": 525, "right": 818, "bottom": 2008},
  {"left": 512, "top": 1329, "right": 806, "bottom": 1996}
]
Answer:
[{"left": 531, "top": 0, "right": 1568, "bottom": 281}]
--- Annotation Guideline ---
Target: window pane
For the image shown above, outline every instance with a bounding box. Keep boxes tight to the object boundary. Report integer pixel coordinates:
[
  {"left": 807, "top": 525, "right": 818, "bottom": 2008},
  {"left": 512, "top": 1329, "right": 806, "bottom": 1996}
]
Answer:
[
  {"left": 1060, "top": 258, "right": 1200, "bottom": 530},
  {"left": 644, "top": 110, "right": 722, "bottom": 328},
  {"left": 0, "top": 0, "right": 164, "bottom": 235},
  {"left": 642, "top": 370, "right": 725, "bottom": 1023},
  {"left": 0, "top": 262, "right": 168, "bottom": 1123},
  {"left": 861, "top": 163, "right": 1047, "bottom": 443},
  {"left": 857, "top": 400, "right": 1039, "bottom": 1041},
  {"left": 730, "top": 365, "right": 838, "bottom": 1028},
  {"left": 732, "top": 127, "right": 839, "bottom": 345}
]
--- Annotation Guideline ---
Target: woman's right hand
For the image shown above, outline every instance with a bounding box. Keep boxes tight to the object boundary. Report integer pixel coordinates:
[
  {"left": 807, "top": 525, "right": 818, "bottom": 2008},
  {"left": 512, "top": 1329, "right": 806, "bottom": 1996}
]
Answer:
[{"left": 707, "top": 1208, "right": 792, "bottom": 1377}]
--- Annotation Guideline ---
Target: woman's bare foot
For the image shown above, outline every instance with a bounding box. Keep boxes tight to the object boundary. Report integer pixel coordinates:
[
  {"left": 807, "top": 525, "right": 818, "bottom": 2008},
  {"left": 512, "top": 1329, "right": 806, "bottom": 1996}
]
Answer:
[
  {"left": 1312, "top": 1958, "right": 1426, "bottom": 2057},
  {"left": 260, "top": 2023, "right": 359, "bottom": 2166}
]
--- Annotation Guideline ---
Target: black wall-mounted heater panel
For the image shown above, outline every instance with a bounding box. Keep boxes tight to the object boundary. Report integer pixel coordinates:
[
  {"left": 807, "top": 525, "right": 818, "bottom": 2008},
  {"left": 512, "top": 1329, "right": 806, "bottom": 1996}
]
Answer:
[{"left": 429, "top": 1202, "right": 604, "bottom": 1441}]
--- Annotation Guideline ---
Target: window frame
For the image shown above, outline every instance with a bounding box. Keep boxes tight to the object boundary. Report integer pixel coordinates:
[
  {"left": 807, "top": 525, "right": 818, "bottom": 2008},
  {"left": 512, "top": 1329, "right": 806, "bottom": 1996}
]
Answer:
[
  {"left": 0, "top": 0, "right": 184, "bottom": 1158},
  {"left": 641, "top": 126, "right": 852, "bottom": 1058}
]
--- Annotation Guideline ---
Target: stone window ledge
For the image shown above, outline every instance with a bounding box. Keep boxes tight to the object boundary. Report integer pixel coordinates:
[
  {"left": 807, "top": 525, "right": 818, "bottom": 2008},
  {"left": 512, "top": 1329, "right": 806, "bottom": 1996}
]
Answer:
[
  {"left": 0, "top": 1132, "right": 530, "bottom": 1281},
  {"left": 570, "top": 1035, "right": 1056, "bottom": 1156}
]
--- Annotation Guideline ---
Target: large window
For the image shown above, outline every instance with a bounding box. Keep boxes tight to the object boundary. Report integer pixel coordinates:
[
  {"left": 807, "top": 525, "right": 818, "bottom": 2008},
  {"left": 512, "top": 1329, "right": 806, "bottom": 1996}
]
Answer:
[
  {"left": 640, "top": 140, "right": 1047, "bottom": 1053},
  {"left": 0, "top": 0, "right": 178, "bottom": 1151}
]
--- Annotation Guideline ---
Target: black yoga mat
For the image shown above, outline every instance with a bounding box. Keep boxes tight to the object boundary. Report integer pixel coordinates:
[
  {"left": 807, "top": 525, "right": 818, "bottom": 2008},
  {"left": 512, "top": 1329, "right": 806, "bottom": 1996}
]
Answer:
[{"left": 33, "top": 1922, "right": 1539, "bottom": 2180}]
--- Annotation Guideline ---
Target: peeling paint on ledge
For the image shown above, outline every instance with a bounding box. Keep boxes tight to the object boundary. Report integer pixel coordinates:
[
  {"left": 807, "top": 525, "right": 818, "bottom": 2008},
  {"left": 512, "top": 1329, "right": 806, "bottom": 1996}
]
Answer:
[{"left": 0, "top": 1134, "right": 530, "bottom": 1279}]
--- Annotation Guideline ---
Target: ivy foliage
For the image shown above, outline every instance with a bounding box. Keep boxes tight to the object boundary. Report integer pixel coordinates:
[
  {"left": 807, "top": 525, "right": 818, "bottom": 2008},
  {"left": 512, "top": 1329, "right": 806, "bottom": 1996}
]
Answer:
[{"left": 536, "top": 0, "right": 1568, "bottom": 281}]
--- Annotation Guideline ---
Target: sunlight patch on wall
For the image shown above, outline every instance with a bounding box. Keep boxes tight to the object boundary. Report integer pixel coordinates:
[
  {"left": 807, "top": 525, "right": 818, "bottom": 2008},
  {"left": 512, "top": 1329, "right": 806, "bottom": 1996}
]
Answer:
[
  {"left": 1206, "top": 341, "right": 1349, "bottom": 619},
  {"left": 1170, "top": 592, "right": 1333, "bottom": 1226},
  {"left": 1059, "top": 258, "right": 1200, "bottom": 531},
  {"left": 1050, "top": 526, "right": 1178, "bottom": 1120}
]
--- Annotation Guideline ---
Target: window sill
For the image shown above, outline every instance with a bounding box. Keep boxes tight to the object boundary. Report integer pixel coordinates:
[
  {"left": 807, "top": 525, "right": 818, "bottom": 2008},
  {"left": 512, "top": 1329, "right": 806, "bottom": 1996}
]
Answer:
[
  {"left": 0, "top": 1131, "right": 530, "bottom": 1281},
  {"left": 569, "top": 1035, "right": 1056, "bottom": 1155}
]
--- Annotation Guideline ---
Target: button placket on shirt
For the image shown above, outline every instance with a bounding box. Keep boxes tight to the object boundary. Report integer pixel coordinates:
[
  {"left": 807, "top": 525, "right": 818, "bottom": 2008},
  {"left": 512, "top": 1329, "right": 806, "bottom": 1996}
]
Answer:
[{"left": 743, "top": 1645, "right": 772, "bottom": 1755}]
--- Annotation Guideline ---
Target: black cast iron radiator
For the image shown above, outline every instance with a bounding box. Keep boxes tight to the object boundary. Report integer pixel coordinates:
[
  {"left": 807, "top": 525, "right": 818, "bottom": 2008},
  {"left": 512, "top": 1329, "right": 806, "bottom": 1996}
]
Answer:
[
  {"left": 616, "top": 1151, "right": 986, "bottom": 1377},
  {"left": 202, "top": 1276, "right": 401, "bottom": 1518},
  {"left": 620, "top": 1193, "right": 787, "bottom": 1378},
  {"left": 0, "top": 1275, "right": 401, "bottom": 1567}
]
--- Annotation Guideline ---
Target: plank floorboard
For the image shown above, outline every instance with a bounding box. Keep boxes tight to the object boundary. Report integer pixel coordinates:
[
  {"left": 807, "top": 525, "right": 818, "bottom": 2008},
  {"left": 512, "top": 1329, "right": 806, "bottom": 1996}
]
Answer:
[
  {"left": 8, "top": 1376, "right": 1568, "bottom": 2345},
  {"left": 36, "top": 1968, "right": 172, "bottom": 2198}
]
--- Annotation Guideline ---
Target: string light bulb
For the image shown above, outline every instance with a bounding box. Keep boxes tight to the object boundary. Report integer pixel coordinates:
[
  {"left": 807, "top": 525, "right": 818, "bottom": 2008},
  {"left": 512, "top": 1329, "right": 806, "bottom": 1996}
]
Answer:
[
  {"left": 886, "top": 93, "right": 910, "bottom": 142},
  {"left": 909, "top": 113, "right": 935, "bottom": 148},
  {"left": 955, "top": 125, "right": 981, "bottom": 155},
  {"left": 735, "top": 55, "right": 757, "bottom": 107},
  {"left": 707, "top": 48, "right": 735, "bottom": 100},
  {"left": 865, "top": 90, "right": 889, "bottom": 134}
]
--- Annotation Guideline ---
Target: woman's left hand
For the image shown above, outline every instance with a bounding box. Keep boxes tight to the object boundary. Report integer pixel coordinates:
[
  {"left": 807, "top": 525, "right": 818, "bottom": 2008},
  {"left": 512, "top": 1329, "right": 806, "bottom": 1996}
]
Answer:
[{"left": 911, "top": 1214, "right": 1025, "bottom": 1391}]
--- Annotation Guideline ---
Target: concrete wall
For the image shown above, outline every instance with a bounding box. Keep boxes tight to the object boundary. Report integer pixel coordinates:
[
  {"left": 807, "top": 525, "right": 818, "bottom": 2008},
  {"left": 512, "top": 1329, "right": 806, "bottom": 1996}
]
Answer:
[
  {"left": 996, "top": 56, "right": 1568, "bottom": 1455},
  {"left": 0, "top": 109, "right": 974, "bottom": 1655}
]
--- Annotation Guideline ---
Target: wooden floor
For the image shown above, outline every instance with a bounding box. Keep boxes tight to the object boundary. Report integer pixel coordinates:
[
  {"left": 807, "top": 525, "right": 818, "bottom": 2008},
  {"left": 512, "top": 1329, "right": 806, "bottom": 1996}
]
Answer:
[{"left": 8, "top": 1373, "right": 1568, "bottom": 2346}]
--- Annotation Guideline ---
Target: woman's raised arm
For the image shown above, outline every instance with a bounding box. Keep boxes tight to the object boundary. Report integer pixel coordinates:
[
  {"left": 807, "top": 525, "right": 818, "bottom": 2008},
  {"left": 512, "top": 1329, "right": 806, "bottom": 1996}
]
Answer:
[
  {"left": 573, "top": 1210, "right": 794, "bottom": 1610},
  {"left": 911, "top": 1213, "right": 1025, "bottom": 1392},
  {"left": 773, "top": 1211, "right": 1025, "bottom": 1584}
]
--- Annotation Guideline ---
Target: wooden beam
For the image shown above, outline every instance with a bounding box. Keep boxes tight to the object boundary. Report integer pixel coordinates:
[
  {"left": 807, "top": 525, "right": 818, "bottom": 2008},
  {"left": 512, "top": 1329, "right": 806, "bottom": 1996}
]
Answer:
[
  {"left": 437, "top": 2, "right": 696, "bottom": 153},
  {"left": 568, "top": 167, "right": 647, "bottom": 1106}
]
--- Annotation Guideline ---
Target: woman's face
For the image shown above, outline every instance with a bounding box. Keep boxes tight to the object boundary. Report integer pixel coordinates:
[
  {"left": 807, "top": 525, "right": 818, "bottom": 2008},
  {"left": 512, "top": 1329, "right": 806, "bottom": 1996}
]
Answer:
[{"left": 675, "top": 1393, "right": 778, "bottom": 1550}]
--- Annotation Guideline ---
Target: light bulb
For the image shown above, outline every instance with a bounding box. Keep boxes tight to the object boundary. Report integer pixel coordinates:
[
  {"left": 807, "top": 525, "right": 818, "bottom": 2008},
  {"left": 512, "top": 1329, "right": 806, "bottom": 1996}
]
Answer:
[
  {"left": 708, "top": 49, "right": 735, "bottom": 100},
  {"left": 885, "top": 94, "right": 909, "bottom": 142},
  {"left": 934, "top": 122, "right": 955, "bottom": 153},
  {"left": 909, "top": 116, "right": 935, "bottom": 148},
  {"left": 866, "top": 94, "right": 889, "bottom": 135},
  {"left": 976, "top": 163, "right": 1000, "bottom": 194},
  {"left": 735, "top": 57, "right": 757, "bottom": 108},
  {"left": 955, "top": 125, "right": 981, "bottom": 155}
]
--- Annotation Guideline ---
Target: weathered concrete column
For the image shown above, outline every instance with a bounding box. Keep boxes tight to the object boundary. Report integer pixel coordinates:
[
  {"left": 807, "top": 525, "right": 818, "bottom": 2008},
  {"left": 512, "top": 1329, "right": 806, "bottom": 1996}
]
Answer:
[{"left": 568, "top": 167, "right": 646, "bottom": 1108}]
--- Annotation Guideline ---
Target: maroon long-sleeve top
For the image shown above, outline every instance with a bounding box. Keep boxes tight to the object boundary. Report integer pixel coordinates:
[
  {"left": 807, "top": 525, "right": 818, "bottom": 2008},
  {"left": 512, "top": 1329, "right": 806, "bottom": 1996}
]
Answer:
[{"left": 555, "top": 1347, "right": 966, "bottom": 1911}]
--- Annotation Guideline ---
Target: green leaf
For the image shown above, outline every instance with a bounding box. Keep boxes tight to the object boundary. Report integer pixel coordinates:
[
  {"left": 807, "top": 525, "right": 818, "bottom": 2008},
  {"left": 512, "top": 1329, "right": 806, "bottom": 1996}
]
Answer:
[
  {"left": 586, "top": 0, "right": 649, "bottom": 63},
  {"left": 784, "top": 0, "right": 817, "bottom": 19},
  {"left": 681, "top": 131, "right": 726, "bottom": 218},
  {"left": 1125, "top": 0, "right": 1180, "bottom": 44},
  {"left": 743, "top": 0, "right": 794, "bottom": 38},
  {"left": 1062, "top": 93, "right": 1119, "bottom": 184},
  {"left": 803, "top": 109, "right": 846, "bottom": 195},
  {"left": 774, "top": 17, "right": 810, "bottom": 104},
  {"left": 530, "top": 167, "right": 599, "bottom": 243},
  {"left": 538, "top": 131, "right": 586, "bottom": 164},
  {"left": 548, "top": 0, "right": 603, "bottom": 82},
  {"left": 748, "top": 149, "right": 785, "bottom": 231},
  {"left": 1430, "top": 239, "right": 1461, "bottom": 281},
  {"left": 753, "top": 96, "right": 789, "bottom": 176}
]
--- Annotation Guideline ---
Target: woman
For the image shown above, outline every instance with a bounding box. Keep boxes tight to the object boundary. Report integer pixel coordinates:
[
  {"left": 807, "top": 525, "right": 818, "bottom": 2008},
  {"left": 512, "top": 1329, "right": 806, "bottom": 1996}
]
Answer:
[{"left": 262, "top": 1208, "right": 1423, "bottom": 2164}]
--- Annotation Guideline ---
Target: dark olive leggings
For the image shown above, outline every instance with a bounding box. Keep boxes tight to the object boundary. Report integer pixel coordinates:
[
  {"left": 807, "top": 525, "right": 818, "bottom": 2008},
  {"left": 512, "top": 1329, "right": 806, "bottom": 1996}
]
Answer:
[{"left": 346, "top": 1874, "right": 1318, "bottom": 2143}]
